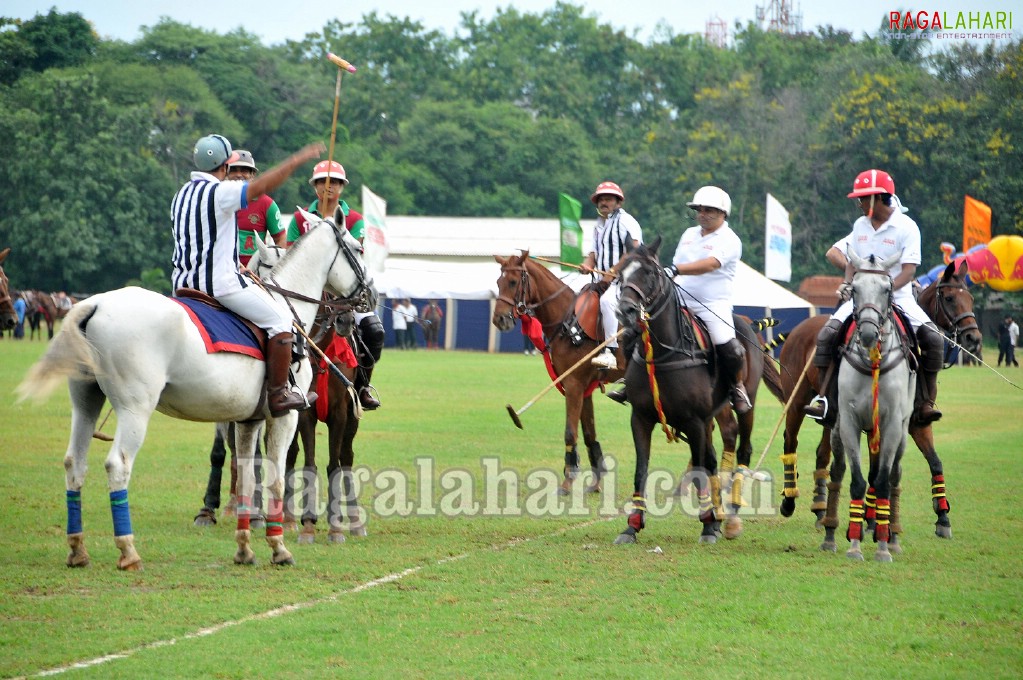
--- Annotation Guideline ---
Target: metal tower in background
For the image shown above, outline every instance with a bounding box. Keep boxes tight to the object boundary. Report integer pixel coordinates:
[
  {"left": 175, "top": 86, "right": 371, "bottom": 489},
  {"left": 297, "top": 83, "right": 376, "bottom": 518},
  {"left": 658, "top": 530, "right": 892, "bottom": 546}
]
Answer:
[
  {"left": 704, "top": 15, "right": 728, "bottom": 47},
  {"left": 755, "top": 0, "right": 803, "bottom": 33}
]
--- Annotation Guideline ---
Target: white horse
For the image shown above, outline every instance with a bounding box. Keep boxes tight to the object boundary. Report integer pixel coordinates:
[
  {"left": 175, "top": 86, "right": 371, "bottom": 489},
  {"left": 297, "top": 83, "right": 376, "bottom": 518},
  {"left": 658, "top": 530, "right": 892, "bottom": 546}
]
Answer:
[
  {"left": 18, "top": 216, "right": 372, "bottom": 570},
  {"left": 829, "top": 251, "right": 915, "bottom": 562}
]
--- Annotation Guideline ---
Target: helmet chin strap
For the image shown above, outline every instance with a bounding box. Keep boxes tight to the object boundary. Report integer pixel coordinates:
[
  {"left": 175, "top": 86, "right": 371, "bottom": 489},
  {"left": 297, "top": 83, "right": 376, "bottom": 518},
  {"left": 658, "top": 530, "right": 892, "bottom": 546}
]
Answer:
[{"left": 868, "top": 194, "right": 875, "bottom": 220}]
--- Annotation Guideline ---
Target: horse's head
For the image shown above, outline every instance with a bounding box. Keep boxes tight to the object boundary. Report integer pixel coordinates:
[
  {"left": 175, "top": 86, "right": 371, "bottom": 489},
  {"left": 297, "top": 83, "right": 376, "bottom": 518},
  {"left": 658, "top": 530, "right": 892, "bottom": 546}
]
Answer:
[
  {"left": 492, "top": 251, "right": 529, "bottom": 332},
  {"left": 919, "top": 259, "right": 982, "bottom": 357},
  {"left": 0, "top": 248, "right": 16, "bottom": 330},
  {"left": 292, "top": 209, "right": 375, "bottom": 313},
  {"left": 615, "top": 235, "right": 665, "bottom": 331},
  {"left": 849, "top": 250, "right": 900, "bottom": 349},
  {"left": 248, "top": 234, "right": 286, "bottom": 278}
]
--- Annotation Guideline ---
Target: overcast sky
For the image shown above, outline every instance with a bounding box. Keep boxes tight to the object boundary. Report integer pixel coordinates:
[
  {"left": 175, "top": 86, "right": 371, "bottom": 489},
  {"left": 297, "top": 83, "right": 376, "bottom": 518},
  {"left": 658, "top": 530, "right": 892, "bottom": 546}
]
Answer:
[{"left": 5, "top": 0, "right": 1019, "bottom": 45}]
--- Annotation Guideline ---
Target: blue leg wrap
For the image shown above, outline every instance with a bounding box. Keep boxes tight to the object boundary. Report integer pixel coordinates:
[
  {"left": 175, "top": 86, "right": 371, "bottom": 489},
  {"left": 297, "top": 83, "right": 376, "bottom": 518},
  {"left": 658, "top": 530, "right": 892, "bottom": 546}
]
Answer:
[
  {"left": 110, "top": 489, "right": 133, "bottom": 537},
  {"left": 66, "top": 490, "right": 83, "bottom": 535}
]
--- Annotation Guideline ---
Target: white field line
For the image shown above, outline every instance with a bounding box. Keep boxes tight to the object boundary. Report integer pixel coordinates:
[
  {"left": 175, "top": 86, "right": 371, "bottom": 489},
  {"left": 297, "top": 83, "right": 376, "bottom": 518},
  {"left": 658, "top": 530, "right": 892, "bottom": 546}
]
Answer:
[{"left": 25, "top": 515, "right": 618, "bottom": 678}]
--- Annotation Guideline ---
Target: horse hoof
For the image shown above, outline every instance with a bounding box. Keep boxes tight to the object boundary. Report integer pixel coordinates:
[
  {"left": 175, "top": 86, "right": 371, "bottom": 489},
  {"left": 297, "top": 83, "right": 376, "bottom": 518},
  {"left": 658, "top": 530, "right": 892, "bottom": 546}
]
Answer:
[
  {"left": 874, "top": 550, "right": 893, "bottom": 563},
  {"left": 935, "top": 524, "right": 952, "bottom": 539},
  {"left": 328, "top": 532, "right": 347, "bottom": 544},
  {"left": 349, "top": 526, "right": 368, "bottom": 538},
  {"left": 614, "top": 530, "right": 637, "bottom": 545},
  {"left": 780, "top": 497, "right": 795, "bottom": 518},
  {"left": 699, "top": 534, "right": 718, "bottom": 545},
  {"left": 272, "top": 551, "right": 295, "bottom": 566},
  {"left": 820, "top": 541, "right": 837, "bottom": 553},
  {"left": 724, "top": 518, "right": 743, "bottom": 540},
  {"left": 66, "top": 552, "right": 91, "bottom": 568},
  {"left": 845, "top": 549, "right": 864, "bottom": 561},
  {"left": 585, "top": 483, "right": 601, "bottom": 494},
  {"left": 297, "top": 533, "right": 315, "bottom": 545},
  {"left": 888, "top": 539, "right": 904, "bottom": 555},
  {"left": 282, "top": 520, "right": 298, "bottom": 532},
  {"left": 194, "top": 509, "right": 217, "bottom": 527},
  {"left": 234, "top": 549, "right": 257, "bottom": 565},
  {"left": 117, "top": 558, "right": 143, "bottom": 571}
]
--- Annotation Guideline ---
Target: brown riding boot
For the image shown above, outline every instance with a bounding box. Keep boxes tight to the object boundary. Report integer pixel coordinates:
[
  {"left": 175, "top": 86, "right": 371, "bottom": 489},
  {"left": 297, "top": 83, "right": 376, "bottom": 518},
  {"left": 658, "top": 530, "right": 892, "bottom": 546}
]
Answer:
[
  {"left": 267, "top": 332, "right": 315, "bottom": 417},
  {"left": 804, "top": 318, "right": 844, "bottom": 422},
  {"left": 914, "top": 370, "right": 942, "bottom": 425},
  {"left": 358, "top": 386, "right": 381, "bottom": 410}
]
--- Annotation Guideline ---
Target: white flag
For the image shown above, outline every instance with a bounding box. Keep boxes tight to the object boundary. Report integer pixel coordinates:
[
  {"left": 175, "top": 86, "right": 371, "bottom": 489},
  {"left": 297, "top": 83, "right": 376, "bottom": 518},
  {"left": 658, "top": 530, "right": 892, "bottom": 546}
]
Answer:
[
  {"left": 361, "top": 185, "right": 390, "bottom": 273},
  {"left": 764, "top": 193, "right": 792, "bottom": 282}
]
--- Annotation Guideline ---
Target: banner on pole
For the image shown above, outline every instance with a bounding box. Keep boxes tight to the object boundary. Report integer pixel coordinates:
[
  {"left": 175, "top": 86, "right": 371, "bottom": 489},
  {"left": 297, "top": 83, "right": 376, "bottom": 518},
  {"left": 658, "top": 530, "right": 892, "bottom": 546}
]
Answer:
[
  {"left": 558, "top": 193, "right": 584, "bottom": 266},
  {"left": 764, "top": 193, "right": 792, "bottom": 282},
  {"left": 362, "top": 185, "right": 390, "bottom": 273},
  {"left": 963, "top": 195, "right": 991, "bottom": 252}
]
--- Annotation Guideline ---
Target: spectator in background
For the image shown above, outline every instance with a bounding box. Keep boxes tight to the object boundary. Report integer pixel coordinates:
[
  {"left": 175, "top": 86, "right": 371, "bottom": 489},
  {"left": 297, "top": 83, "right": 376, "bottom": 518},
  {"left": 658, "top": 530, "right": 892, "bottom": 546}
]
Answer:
[
  {"left": 392, "top": 298, "right": 408, "bottom": 349},
  {"left": 999, "top": 315, "right": 1019, "bottom": 367},
  {"left": 401, "top": 298, "right": 419, "bottom": 349},
  {"left": 13, "top": 292, "right": 26, "bottom": 340}
]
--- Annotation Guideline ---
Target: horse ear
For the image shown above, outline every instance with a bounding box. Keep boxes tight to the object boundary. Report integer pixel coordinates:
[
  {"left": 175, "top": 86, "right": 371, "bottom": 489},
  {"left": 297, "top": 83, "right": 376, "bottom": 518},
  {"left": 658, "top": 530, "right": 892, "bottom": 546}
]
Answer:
[
  {"left": 848, "top": 249, "right": 865, "bottom": 270},
  {"left": 495, "top": 255, "right": 507, "bottom": 265},
  {"left": 955, "top": 258, "right": 968, "bottom": 279},
  {"left": 648, "top": 234, "right": 662, "bottom": 255}
]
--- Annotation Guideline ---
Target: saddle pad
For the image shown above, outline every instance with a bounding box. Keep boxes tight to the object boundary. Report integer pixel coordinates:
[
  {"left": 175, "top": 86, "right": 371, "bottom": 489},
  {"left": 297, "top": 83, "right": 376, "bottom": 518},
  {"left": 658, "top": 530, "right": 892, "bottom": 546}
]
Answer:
[
  {"left": 315, "top": 335, "right": 359, "bottom": 423},
  {"left": 172, "top": 298, "right": 263, "bottom": 360}
]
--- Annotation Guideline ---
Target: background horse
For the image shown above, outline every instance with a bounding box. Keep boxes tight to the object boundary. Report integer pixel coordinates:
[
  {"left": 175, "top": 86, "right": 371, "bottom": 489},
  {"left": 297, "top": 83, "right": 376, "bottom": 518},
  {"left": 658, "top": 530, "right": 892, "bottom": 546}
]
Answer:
[
  {"left": 829, "top": 252, "right": 914, "bottom": 561},
  {"left": 0, "top": 248, "right": 16, "bottom": 332},
  {"left": 493, "top": 252, "right": 625, "bottom": 494},
  {"left": 772, "top": 260, "right": 979, "bottom": 545},
  {"left": 23, "top": 290, "right": 72, "bottom": 340},
  {"left": 17, "top": 219, "right": 370, "bottom": 570},
  {"left": 613, "top": 236, "right": 770, "bottom": 544}
]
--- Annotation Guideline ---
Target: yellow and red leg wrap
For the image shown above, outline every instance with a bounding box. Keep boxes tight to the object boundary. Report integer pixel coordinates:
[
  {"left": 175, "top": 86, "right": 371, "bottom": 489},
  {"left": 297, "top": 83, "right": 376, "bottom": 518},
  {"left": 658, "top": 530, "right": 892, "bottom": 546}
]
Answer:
[
  {"left": 873, "top": 498, "right": 890, "bottom": 543},
  {"left": 931, "top": 475, "right": 950, "bottom": 513},
  {"left": 846, "top": 499, "right": 865, "bottom": 542},
  {"left": 864, "top": 487, "right": 877, "bottom": 522},
  {"left": 628, "top": 494, "right": 646, "bottom": 532}
]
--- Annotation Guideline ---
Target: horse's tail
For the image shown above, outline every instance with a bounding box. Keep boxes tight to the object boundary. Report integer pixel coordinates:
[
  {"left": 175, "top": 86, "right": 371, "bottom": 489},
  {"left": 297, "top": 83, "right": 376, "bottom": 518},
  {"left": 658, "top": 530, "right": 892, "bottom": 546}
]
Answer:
[
  {"left": 16, "top": 301, "right": 101, "bottom": 403},
  {"left": 760, "top": 350, "right": 786, "bottom": 403}
]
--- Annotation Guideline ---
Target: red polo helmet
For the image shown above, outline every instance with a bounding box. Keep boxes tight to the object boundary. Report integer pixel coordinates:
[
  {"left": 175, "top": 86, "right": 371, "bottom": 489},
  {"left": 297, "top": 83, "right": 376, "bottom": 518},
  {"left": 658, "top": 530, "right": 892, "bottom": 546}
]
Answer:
[
  {"left": 847, "top": 169, "right": 895, "bottom": 198},
  {"left": 590, "top": 181, "right": 624, "bottom": 204},
  {"left": 309, "top": 160, "right": 348, "bottom": 186}
]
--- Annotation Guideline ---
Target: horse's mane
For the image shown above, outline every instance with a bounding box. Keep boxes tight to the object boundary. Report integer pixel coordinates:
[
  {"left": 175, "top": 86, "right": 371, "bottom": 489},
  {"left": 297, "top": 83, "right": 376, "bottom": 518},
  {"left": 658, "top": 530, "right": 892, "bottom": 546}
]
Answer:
[{"left": 521, "top": 255, "right": 570, "bottom": 290}]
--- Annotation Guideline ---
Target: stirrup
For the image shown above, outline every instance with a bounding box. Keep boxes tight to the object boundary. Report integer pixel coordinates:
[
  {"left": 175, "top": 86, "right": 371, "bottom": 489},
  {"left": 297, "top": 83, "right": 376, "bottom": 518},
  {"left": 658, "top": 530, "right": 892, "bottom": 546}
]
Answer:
[{"left": 804, "top": 395, "right": 828, "bottom": 421}]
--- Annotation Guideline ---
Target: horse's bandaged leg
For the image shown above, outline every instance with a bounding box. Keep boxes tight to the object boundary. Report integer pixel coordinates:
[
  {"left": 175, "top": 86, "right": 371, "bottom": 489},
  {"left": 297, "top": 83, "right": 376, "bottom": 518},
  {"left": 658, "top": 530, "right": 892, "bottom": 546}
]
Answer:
[
  {"left": 109, "top": 489, "right": 133, "bottom": 537},
  {"left": 846, "top": 499, "right": 864, "bottom": 541},
  {"left": 67, "top": 490, "right": 83, "bottom": 535},
  {"left": 780, "top": 453, "right": 799, "bottom": 498}
]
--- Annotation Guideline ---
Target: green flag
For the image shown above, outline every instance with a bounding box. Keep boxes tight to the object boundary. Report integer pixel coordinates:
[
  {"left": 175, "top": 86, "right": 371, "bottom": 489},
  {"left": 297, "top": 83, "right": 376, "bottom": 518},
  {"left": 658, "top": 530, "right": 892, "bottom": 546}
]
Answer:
[{"left": 558, "top": 193, "right": 585, "bottom": 266}]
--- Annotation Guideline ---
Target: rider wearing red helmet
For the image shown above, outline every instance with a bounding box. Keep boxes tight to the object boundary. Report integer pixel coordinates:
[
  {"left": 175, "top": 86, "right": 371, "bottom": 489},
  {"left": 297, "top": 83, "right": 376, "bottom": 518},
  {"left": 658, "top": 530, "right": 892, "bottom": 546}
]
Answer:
[
  {"left": 805, "top": 169, "right": 943, "bottom": 426},
  {"left": 288, "top": 160, "right": 382, "bottom": 411},
  {"left": 581, "top": 181, "right": 643, "bottom": 370}
]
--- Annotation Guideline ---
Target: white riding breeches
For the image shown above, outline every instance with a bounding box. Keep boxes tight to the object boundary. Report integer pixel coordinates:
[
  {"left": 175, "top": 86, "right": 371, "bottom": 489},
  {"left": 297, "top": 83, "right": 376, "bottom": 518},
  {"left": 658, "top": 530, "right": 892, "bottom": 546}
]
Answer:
[
  {"left": 217, "top": 285, "right": 293, "bottom": 337},
  {"left": 599, "top": 281, "right": 621, "bottom": 348}
]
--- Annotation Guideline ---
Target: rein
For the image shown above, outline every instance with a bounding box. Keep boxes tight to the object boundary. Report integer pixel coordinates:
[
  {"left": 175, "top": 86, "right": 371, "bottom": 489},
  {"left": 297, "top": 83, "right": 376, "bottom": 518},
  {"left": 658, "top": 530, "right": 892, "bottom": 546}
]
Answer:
[{"left": 497, "top": 265, "right": 573, "bottom": 323}]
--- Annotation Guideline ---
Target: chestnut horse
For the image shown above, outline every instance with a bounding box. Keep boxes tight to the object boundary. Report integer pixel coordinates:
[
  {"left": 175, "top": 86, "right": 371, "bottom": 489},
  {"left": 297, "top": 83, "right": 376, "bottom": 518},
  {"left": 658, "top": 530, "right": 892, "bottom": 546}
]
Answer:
[
  {"left": 24, "top": 290, "right": 73, "bottom": 340},
  {"left": 772, "top": 260, "right": 981, "bottom": 546}
]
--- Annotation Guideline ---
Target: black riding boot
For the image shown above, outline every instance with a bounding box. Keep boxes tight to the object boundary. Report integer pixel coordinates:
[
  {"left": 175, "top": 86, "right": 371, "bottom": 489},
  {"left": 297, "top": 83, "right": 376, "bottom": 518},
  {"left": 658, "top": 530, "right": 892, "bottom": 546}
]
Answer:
[
  {"left": 267, "top": 332, "right": 315, "bottom": 417},
  {"left": 606, "top": 328, "right": 638, "bottom": 405},
  {"left": 804, "top": 318, "right": 844, "bottom": 422},
  {"left": 356, "top": 316, "right": 384, "bottom": 410},
  {"left": 914, "top": 323, "right": 943, "bottom": 425},
  {"left": 717, "top": 338, "right": 751, "bottom": 415}
]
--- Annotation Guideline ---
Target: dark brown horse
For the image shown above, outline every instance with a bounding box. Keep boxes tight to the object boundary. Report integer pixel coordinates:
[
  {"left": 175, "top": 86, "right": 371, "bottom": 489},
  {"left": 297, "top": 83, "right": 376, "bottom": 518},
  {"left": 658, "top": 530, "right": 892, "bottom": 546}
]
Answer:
[
  {"left": 493, "top": 252, "right": 626, "bottom": 495},
  {"left": 283, "top": 311, "right": 366, "bottom": 544},
  {"left": 0, "top": 248, "right": 16, "bottom": 331},
  {"left": 772, "top": 260, "right": 981, "bottom": 546},
  {"left": 611, "top": 236, "right": 779, "bottom": 543}
]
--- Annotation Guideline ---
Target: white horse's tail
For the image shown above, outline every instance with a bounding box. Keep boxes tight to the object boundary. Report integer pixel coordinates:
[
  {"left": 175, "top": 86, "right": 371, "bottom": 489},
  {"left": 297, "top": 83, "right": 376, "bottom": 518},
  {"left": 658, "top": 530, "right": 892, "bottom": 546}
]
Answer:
[{"left": 16, "top": 301, "right": 102, "bottom": 402}]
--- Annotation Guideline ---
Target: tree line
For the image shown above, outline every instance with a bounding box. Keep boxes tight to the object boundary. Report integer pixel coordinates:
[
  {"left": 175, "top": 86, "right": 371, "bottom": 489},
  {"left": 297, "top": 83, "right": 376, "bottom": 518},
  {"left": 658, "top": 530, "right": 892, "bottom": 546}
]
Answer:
[{"left": 0, "top": 5, "right": 1020, "bottom": 294}]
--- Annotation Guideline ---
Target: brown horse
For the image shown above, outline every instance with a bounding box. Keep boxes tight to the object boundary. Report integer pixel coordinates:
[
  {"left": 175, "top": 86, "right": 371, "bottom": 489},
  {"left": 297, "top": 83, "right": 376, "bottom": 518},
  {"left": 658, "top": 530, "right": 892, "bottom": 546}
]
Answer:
[
  {"left": 24, "top": 290, "right": 73, "bottom": 340},
  {"left": 493, "top": 252, "right": 625, "bottom": 494},
  {"left": 283, "top": 311, "right": 366, "bottom": 544},
  {"left": 0, "top": 248, "right": 16, "bottom": 331},
  {"left": 772, "top": 260, "right": 981, "bottom": 547}
]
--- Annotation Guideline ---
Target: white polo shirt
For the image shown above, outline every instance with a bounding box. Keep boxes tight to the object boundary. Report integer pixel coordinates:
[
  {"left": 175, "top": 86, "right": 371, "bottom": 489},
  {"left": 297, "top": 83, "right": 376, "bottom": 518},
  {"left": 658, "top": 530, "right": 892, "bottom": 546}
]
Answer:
[
  {"left": 833, "top": 210, "right": 921, "bottom": 306},
  {"left": 672, "top": 222, "right": 742, "bottom": 306}
]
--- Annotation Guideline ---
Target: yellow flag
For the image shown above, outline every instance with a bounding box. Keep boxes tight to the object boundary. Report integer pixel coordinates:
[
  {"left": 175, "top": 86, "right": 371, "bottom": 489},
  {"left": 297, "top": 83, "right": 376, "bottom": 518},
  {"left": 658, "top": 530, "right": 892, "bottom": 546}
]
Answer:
[{"left": 963, "top": 195, "right": 991, "bottom": 252}]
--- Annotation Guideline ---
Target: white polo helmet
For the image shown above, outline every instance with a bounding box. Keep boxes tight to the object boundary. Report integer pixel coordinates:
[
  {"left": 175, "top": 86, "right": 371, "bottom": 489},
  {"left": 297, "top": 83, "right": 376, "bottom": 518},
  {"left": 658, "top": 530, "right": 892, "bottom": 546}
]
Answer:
[{"left": 687, "top": 186, "right": 731, "bottom": 216}]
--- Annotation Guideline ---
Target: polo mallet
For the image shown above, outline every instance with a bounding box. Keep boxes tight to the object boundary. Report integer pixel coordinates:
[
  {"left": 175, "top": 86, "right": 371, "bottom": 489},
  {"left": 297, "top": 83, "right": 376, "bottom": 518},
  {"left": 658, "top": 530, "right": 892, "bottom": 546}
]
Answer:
[
  {"left": 506, "top": 328, "right": 624, "bottom": 429},
  {"left": 528, "top": 255, "right": 612, "bottom": 277},
  {"left": 751, "top": 351, "right": 814, "bottom": 473},
  {"left": 92, "top": 407, "right": 114, "bottom": 441},
  {"left": 324, "top": 53, "right": 356, "bottom": 170}
]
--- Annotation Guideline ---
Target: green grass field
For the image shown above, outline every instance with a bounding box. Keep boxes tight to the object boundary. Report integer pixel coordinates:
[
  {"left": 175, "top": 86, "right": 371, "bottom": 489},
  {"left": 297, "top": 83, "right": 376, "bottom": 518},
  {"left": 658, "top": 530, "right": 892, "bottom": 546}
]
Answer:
[{"left": 1, "top": 333, "right": 1021, "bottom": 679}]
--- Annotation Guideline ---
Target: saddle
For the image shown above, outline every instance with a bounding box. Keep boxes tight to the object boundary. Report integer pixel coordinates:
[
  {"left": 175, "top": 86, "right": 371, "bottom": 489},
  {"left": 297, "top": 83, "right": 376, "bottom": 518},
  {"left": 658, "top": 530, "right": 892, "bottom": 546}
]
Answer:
[
  {"left": 838, "top": 305, "right": 918, "bottom": 376},
  {"left": 563, "top": 281, "right": 610, "bottom": 346},
  {"left": 175, "top": 288, "right": 269, "bottom": 357}
]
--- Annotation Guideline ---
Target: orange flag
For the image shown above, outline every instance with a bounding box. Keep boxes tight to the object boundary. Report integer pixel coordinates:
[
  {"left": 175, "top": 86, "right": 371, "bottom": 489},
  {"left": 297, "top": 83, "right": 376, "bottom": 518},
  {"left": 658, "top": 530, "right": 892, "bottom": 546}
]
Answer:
[{"left": 963, "top": 195, "right": 991, "bottom": 251}]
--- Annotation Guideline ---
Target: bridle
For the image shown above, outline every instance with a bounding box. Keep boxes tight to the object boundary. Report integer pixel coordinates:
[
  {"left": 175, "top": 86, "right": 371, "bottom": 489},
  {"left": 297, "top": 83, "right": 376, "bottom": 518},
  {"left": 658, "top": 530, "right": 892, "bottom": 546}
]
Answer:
[
  {"left": 619, "top": 257, "right": 673, "bottom": 323},
  {"left": 928, "top": 279, "right": 979, "bottom": 347},
  {"left": 496, "top": 262, "right": 571, "bottom": 319},
  {"left": 0, "top": 266, "right": 12, "bottom": 311},
  {"left": 851, "top": 268, "right": 894, "bottom": 344}
]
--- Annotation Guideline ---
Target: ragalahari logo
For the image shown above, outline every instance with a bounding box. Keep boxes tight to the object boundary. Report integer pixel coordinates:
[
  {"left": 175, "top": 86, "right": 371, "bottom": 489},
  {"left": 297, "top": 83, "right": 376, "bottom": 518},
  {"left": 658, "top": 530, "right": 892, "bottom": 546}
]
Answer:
[{"left": 887, "top": 10, "right": 1014, "bottom": 39}]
